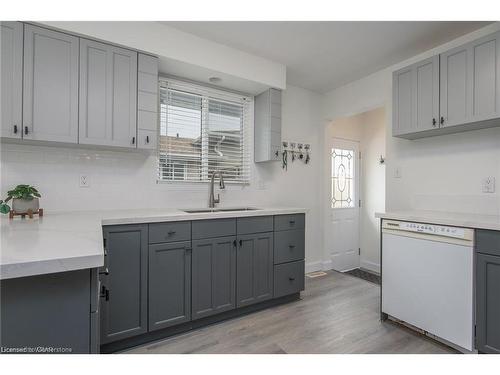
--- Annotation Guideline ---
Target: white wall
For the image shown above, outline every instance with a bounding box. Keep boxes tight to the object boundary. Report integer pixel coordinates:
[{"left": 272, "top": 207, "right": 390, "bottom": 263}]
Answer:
[
  {"left": 323, "top": 22, "right": 500, "bottom": 218},
  {"left": 326, "top": 108, "right": 386, "bottom": 273},
  {"left": 0, "top": 84, "right": 324, "bottom": 271}
]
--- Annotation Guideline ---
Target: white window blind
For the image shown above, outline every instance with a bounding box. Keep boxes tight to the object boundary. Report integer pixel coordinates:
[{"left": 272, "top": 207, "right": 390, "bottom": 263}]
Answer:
[{"left": 159, "top": 78, "right": 251, "bottom": 183}]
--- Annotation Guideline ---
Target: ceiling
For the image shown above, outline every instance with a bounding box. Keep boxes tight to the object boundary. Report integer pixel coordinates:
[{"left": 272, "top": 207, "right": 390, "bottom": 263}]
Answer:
[{"left": 163, "top": 21, "right": 491, "bottom": 93}]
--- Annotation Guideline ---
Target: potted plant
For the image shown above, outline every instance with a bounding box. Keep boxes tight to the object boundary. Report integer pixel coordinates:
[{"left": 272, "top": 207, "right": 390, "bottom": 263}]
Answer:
[{"left": 0, "top": 185, "right": 41, "bottom": 215}]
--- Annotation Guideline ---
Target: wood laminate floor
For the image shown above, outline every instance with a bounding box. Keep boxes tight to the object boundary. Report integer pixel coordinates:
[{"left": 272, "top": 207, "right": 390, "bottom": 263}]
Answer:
[{"left": 126, "top": 270, "right": 456, "bottom": 354}]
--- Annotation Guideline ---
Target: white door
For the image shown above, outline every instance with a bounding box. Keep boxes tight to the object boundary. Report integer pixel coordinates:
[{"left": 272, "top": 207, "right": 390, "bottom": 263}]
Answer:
[{"left": 328, "top": 138, "right": 360, "bottom": 271}]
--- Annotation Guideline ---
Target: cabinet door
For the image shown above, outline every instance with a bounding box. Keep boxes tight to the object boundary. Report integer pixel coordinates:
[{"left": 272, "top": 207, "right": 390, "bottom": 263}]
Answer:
[
  {"left": 0, "top": 22, "right": 23, "bottom": 139},
  {"left": 149, "top": 241, "right": 191, "bottom": 331},
  {"left": 469, "top": 32, "right": 500, "bottom": 123},
  {"left": 392, "top": 66, "right": 413, "bottom": 136},
  {"left": 23, "top": 24, "right": 79, "bottom": 143},
  {"left": 393, "top": 56, "right": 439, "bottom": 136},
  {"left": 101, "top": 225, "right": 148, "bottom": 344},
  {"left": 476, "top": 253, "right": 500, "bottom": 354},
  {"left": 79, "top": 39, "right": 138, "bottom": 147},
  {"left": 237, "top": 232, "right": 274, "bottom": 307},
  {"left": 440, "top": 31, "right": 500, "bottom": 128},
  {"left": 192, "top": 236, "right": 236, "bottom": 320}
]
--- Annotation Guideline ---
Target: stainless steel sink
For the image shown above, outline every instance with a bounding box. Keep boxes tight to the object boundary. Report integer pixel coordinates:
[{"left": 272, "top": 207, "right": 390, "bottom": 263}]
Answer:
[
  {"left": 182, "top": 207, "right": 260, "bottom": 213},
  {"left": 182, "top": 208, "right": 218, "bottom": 213},
  {"left": 217, "top": 207, "right": 260, "bottom": 212}
]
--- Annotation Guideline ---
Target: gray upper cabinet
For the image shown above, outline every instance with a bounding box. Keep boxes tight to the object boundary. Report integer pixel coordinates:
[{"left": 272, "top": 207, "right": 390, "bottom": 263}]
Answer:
[
  {"left": 392, "top": 56, "right": 439, "bottom": 137},
  {"left": 192, "top": 236, "right": 237, "bottom": 320},
  {"left": 237, "top": 232, "right": 274, "bottom": 307},
  {"left": 101, "top": 225, "right": 148, "bottom": 344},
  {"left": 23, "top": 24, "right": 79, "bottom": 143},
  {"left": 441, "top": 31, "right": 500, "bottom": 128},
  {"left": 79, "top": 39, "right": 138, "bottom": 147},
  {"left": 149, "top": 241, "right": 191, "bottom": 331},
  {"left": 254, "top": 88, "right": 282, "bottom": 162},
  {"left": 394, "top": 30, "right": 500, "bottom": 139},
  {"left": 0, "top": 22, "right": 23, "bottom": 139},
  {"left": 137, "top": 54, "right": 158, "bottom": 150}
]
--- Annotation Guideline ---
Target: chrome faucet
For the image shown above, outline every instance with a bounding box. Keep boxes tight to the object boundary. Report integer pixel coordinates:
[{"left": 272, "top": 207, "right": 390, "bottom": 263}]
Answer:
[{"left": 209, "top": 170, "right": 225, "bottom": 208}]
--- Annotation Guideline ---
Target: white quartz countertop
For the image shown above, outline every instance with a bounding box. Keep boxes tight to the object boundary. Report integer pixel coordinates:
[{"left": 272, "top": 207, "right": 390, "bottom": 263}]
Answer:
[
  {"left": 375, "top": 210, "right": 500, "bottom": 231},
  {"left": 1, "top": 207, "right": 307, "bottom": 280}
]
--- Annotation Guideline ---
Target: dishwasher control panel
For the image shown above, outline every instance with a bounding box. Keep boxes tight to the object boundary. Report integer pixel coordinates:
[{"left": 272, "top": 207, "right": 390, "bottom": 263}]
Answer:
[{"left": 383, "top": 220, "right": 471, "bottom": 240}]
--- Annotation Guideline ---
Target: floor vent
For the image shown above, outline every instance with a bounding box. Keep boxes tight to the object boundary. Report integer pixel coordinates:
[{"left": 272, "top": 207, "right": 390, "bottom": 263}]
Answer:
[{"left": 306, "top": 271, "right": 328, "bottom": 278}]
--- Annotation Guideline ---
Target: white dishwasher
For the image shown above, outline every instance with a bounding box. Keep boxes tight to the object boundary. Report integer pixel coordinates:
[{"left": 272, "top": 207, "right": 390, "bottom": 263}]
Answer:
[{"left": 381, "top": 220, "right": 474, "bottom": 351}]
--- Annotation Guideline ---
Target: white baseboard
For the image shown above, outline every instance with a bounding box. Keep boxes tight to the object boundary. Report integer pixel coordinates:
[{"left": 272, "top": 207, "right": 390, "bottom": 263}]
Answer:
[
  {"left": 305, "top": 260, "right": 334, "bottom": 274},
  {"left": 360, "top": 259, "right": 380, "bottom": 274},
  {"left": 305, "top": 261, "right": 323, "bottom": 273}
]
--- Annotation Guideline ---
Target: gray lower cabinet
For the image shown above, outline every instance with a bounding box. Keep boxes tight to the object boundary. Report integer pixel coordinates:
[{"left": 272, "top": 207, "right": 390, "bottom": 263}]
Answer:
[
  {"left": 192, "top": 236, "right": 237, "bottom": 320},
  {"left": 0, "top": 269, "right": 95, "bottom": 353},
  {"left": 23, "top": 24, "right": 79, "bottom": 143},
  {"left": 0, "top": 22, "right": 23, "bottom": 139},
  {"left": 237, "top": 232, "right": 274, "bottom": 307},
  {"left": 476, "top": 245, "right": 500, "bottom": 353},
  {"left": 149, "top": 241, "right": 191, "bottom": 331},
  {"left": 101, "top": 225, "right": 148, "bottom": 344}
]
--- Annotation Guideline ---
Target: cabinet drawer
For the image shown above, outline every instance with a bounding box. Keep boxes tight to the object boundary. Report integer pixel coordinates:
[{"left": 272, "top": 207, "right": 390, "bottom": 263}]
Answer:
[
  {"left": 274, "top": 260, "right": 305, "bottom": 298},
  {"left": 192, "top": 218, "right": 236, "bottom": 240},
  {"left": 274, "top": 229, "right": 305, "bottom": 264},
  {"left": 237, "top": 216, "right": 273, "bottom": 235},
  {"left": 476, "top": 230, "right": 500, "bottom": 256},
  {"left": 149, "top": 222, "right": 191, "bottom": 244},
  {"left": 274, "top": 214, "right": 305, "bottom": 231}
]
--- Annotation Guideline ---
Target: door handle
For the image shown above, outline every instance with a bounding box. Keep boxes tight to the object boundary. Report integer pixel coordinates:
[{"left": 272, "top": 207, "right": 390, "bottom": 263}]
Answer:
[
  {"left": 146, "top": 135, "right": 150, "bottom": 144},
  {"left": 432, "top": 118, "right": 436, "bottom": 127},
  {"left": 132, "top": 136, "right": 136, "bottom": 145},
  {"left": 289, "top": 244, "right": 296, "bottom": 249},
  {"left": 100, "top": 286, "right": 110, "bottom": 301},
  {"left": 24, "top": 126, "right": 29, "bottom": 135},
  {"left": 167, "top": 230, "right": 176, "bottom": 235},
  {"left": 13, "top": 125, "right": 18, "bottom": 134},
  {"left": 233, "top": 239, "right": 237, "bottom": 247},
  {"left": 289, "top": 220, "right": 295, "bottom": 225},
  {"left": 239, "top": 239, "right": 243, "bottom": 246},
  {"left": 289, "top": 277, "right": 295, "bottom": 281},
  {"left": 99, "top": 267, "right": 109, "bottom": 276},
  {"left": 440, "top": 116, "right": 445, "bottom": 125}
]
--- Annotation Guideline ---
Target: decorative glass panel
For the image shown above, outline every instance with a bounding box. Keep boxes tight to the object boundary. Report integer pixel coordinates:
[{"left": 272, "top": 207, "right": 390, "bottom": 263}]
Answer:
[{"left": 331, "top": 148, "right": 355, "bottom": 208}]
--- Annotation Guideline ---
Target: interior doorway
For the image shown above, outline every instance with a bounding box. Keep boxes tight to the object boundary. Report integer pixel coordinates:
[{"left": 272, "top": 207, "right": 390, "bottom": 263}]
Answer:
[{"left": 325, "top": 107, "right": 386, "bottom": 274}]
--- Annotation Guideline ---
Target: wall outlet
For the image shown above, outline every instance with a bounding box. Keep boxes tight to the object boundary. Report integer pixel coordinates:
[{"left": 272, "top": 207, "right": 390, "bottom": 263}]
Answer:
[
  {"left": 394, "top": 167, "right": 402, "bottom": 179},
  {"left": 79, "top": 175, "right": 90, "bottom": 188},
  {"left": 482, "top": 177, "right": 495, "bottom": 193}
]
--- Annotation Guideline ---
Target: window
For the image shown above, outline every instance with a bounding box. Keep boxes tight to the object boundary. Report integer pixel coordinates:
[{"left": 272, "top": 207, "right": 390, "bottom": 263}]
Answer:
[
  {"left": 331, "top": 148, "right": 355, "bottom": 208},
  {"left": 159, "top": 78, "right": 251, "bottom": 183}
]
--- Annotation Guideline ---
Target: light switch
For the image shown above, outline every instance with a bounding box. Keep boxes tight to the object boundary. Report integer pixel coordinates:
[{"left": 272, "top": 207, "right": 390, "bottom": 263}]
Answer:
[
  {"left": 80, "top": 175, "right": 90, "bottom": 188},
  {"left": 482, "top": 177, "right": 495, "bottom": 193},
  {"left": 394, "top": 167, "right": 402, "bottom": 179}
]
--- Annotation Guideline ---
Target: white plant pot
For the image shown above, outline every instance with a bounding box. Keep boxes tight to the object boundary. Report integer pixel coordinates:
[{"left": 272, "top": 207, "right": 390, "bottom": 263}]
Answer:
[{"left": 12, "top": 198, "right": 39, "bottom": 213}]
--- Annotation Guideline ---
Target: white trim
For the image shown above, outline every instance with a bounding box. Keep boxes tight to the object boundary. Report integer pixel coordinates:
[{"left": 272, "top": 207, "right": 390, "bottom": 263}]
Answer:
[
  {"left": 305, "top": 261, "right": 323, "bottom": 274},
  {"left": 360, "top": 259, "right": 380, "bottom": 274}
]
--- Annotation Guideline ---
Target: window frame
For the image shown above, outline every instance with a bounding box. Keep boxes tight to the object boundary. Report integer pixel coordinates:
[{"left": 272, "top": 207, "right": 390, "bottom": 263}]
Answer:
[{"left": 157, "top": 77, "right": 252, "bottom": 185}]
